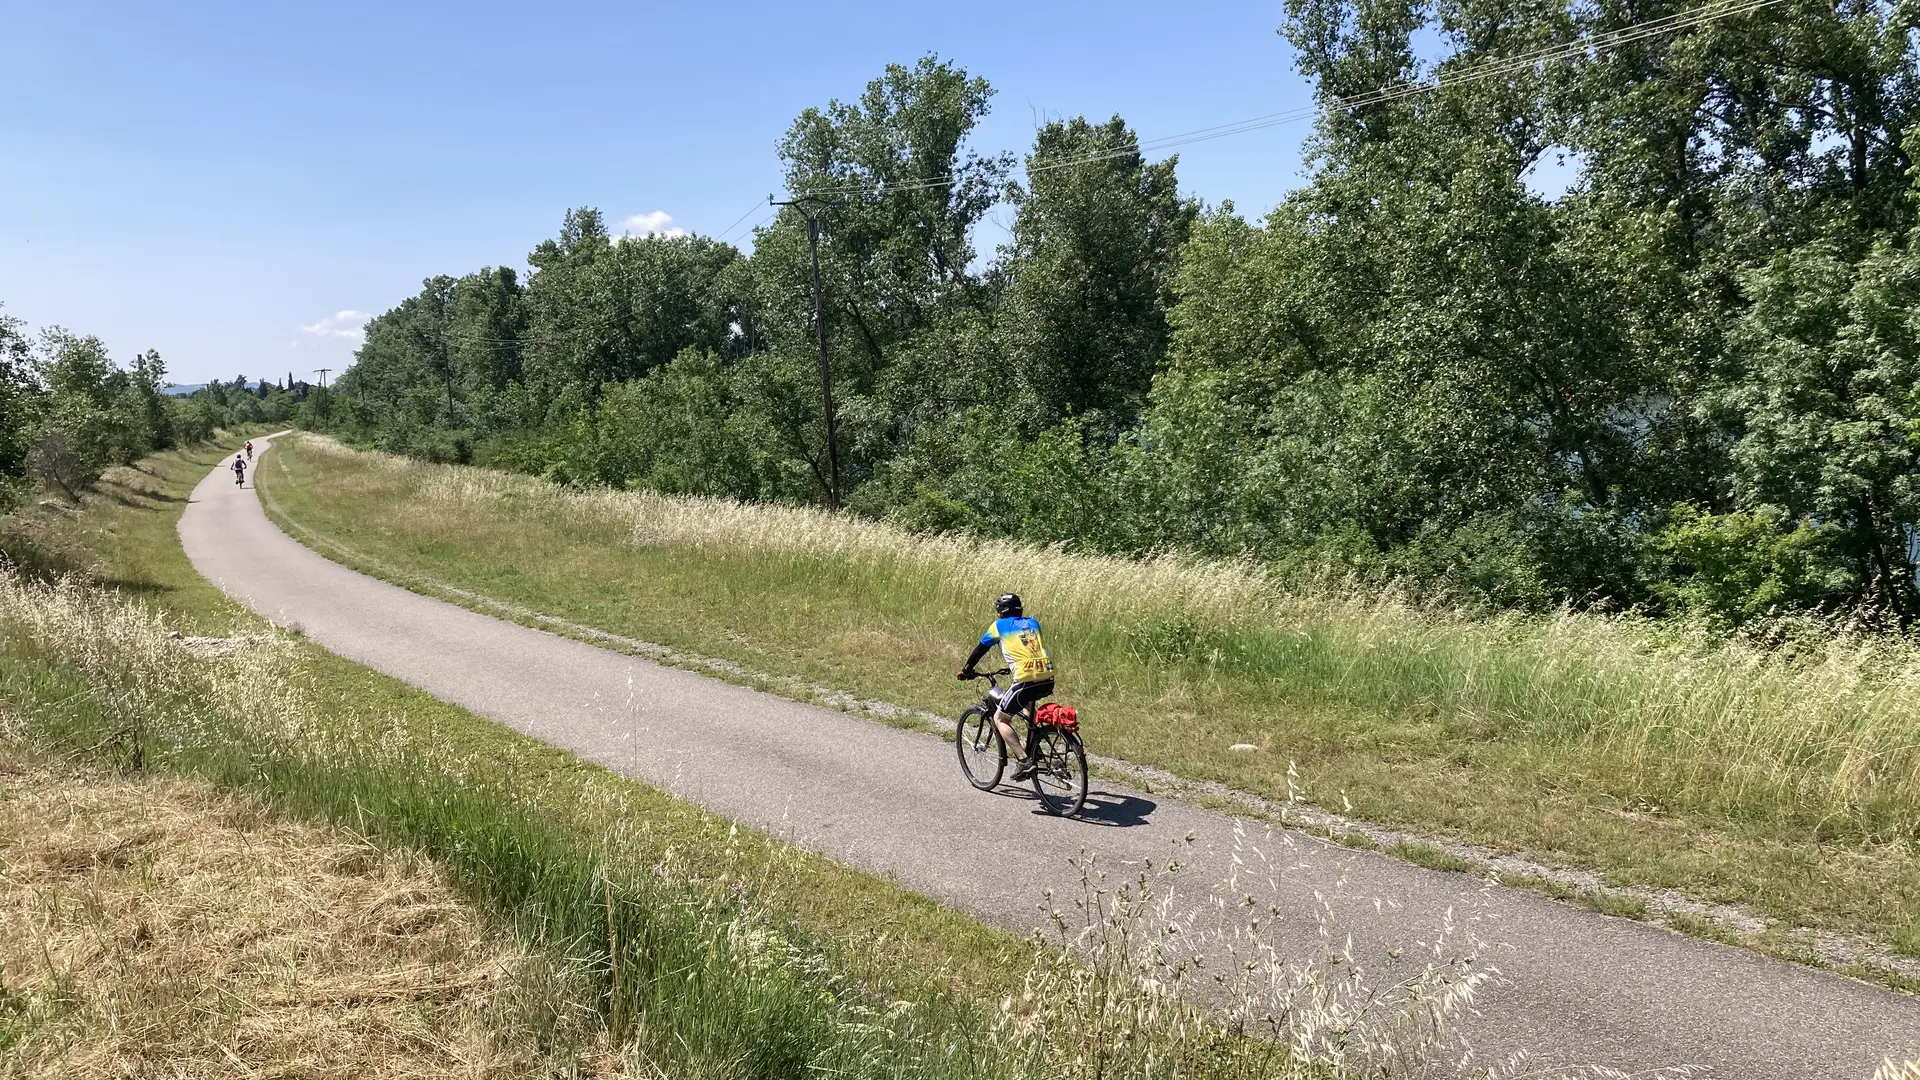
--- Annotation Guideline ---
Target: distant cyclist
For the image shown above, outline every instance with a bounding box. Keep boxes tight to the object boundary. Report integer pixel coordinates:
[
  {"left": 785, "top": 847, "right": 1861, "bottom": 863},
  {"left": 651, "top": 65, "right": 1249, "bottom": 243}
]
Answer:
[
  {"left": 232, "top": 453, "right": 246, "bottom": 487},
  {"left": 957, "top": 593, "right": 1056, "bottom": 781},
  {"left": 244, "top": 440, "right": 254, "bottom": 461}
]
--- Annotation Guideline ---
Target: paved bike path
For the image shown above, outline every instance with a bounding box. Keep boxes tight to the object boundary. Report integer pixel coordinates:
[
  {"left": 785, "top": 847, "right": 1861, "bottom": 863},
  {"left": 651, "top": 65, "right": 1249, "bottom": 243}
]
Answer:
[{"left": 180, "top": 436, "right": 1919, "bottom": 1077}]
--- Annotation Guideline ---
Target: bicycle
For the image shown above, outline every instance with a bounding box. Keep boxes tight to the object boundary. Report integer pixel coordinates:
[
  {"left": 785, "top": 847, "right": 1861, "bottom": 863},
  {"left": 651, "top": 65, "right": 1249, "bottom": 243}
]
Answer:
[{"left": 955, "top": 668, "right": 1088, "bottom": 817}]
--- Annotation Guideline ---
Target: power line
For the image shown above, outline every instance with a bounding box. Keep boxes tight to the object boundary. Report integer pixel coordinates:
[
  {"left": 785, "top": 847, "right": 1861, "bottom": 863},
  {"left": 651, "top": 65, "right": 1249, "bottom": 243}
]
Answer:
[
  {"left": 788, "top": 0, "right": 1789, "bottom": 202},
  {"left": 1134, "top": 0, "right": 1789, "bottom": 151},
  {"left": 718, "top": 205, "right": 779, "bottom": 245},
  {"left": 864, "top": 0, "right": 1790, "bottom": 194},
  {"left": 353, "top": 0, "right": 1789, "bottom": 345},
  {"left": 712, "top": 197, "right": 770, "bottom": 246},
  {"left": 413, "top": 328, "right": 555, "bottom": 348},
  {"left": 386, "top": 324, "right": 710, "bottom": 350}
]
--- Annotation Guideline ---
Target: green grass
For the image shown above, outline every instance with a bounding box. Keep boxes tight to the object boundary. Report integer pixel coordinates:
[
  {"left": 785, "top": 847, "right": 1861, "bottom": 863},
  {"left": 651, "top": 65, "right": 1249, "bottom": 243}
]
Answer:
[
  {"left": 1848, "top": 963, "right": 1920, "bottom": 995},
  {"left": 1, "top": 434, "right": 1472, "bottom": 1079},
  {"left": 1388, "top": 841, "right": 1471, "bottom": 874},
  {"left": 1666, "top": 912, "right": 1740, "bottom": 944},
  {"left": 1584, "top": 891, "right": 1650, "bottom": 920},
  {"left": 255, "top": 434, "right": 1920, "bottom": 956},
  {"left": 1512, "top": 875, "right": 1582, "bottom": 902}
]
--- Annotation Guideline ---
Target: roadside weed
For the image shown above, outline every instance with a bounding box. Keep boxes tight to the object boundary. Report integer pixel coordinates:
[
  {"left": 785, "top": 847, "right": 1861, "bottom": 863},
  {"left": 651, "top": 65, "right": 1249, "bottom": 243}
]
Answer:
[
  {"left": 1389, "top": 841, "right": 1472, "bottom": 874},
  {"left": 1584, "top": 891, "right": 1650, "bottom": 920}
]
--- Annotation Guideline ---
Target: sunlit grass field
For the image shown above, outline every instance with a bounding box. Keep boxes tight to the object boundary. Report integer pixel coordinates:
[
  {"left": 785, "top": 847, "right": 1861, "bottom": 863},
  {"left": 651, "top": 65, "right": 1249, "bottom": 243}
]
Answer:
[
  {"left": 0, "top": 436, "right": 1525, "bottom": 1077},
  {"left": 262, "top": 433, "right": 1920, "bottom": 954}
]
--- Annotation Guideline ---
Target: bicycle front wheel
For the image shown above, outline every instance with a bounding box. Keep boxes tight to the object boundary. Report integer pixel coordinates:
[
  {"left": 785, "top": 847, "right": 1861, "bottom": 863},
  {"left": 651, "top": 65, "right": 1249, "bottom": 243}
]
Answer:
[
  {"left": 1030, "top": 727, "right": 1087, "bottom": 817},
  {"left": 955, "top": 706, "right": 1006, "bottom": 791}
]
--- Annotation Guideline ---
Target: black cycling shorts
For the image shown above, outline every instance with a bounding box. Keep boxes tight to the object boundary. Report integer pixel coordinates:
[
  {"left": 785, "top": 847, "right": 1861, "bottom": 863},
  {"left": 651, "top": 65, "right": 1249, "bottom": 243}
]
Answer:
[{"left": 995, "top": 679, "right": 1055, "bottom": 718}]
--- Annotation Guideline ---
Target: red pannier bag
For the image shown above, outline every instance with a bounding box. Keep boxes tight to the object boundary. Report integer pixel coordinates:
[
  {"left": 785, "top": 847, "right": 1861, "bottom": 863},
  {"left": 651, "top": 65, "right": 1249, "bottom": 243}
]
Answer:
[{"left": 1035, "top": 702, "right": 1079, "bottom": 731}]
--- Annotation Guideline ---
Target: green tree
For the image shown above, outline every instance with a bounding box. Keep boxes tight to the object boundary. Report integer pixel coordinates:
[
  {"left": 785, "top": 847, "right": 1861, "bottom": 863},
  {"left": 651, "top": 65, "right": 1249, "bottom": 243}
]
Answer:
[
  {"left": 0, "top": 309, "right": 35, "bottom": 507},
  {"left": 312, "top": 19, "right": 1920, "bottom": 623},
  {"left": 745, "top": 56, "right": 1011, "bottom": 503},
  {"left": 36, "top": 331, "right": 115, "bottom": 472},
  {"left": 31, "top": 329, "right": 157, "bottom": 496},
  {"left": 448, "top": 266, "right": 527, "bottom": 430},
  {"left": 588, "top": 350, "right": 766, "bottom": 498},
  {"left": 129, "top": 348, "right": 172, "bottom": 450},
  {"left": 521, "top": 212, "right": 743, "bottom": 418},
  {"left": 995, "top": 116, "right": 1196, "bottom": 432},
  {"left": 1714, "top": 239, "right": 1920, "bottom": 621},
  {"left": 337, "top": 278, "right": 468, "bottom": 454}
]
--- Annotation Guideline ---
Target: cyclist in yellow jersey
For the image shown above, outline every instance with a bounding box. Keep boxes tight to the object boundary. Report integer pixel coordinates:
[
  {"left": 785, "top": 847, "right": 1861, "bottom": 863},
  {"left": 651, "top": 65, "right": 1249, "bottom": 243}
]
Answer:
[{"left": 958, "top": 593, "right": 1056, "bottom": 781}]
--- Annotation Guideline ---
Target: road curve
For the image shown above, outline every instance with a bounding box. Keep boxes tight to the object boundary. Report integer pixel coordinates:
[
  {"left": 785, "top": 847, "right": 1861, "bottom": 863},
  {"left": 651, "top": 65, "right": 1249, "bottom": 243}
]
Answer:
[{"left": 180, "top": 435, "right": 1918, "bottom": 1077}]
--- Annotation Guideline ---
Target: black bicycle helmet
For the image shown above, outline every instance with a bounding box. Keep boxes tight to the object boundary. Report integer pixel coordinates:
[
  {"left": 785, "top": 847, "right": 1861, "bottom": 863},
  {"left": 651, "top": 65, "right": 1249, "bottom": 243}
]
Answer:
[{"left": 994, "top": 593, "right": 1023, "bottom": 618}]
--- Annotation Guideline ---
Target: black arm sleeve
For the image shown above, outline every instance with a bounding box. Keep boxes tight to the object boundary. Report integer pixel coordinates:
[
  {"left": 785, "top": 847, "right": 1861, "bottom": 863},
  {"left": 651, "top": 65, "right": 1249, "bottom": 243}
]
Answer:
[{"left": 963, "top": 640, "right": 993, "bottom": 672}]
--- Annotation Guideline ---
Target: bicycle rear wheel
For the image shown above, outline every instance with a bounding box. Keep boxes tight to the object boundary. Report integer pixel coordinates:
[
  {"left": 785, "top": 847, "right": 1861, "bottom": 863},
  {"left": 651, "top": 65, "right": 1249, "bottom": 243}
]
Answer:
[
  {"left": 955, "top": 706, "right": 1006, "bottom": 791},
  {"left": 1029, "top": 727, "right": 1087, "bottom": 817}
]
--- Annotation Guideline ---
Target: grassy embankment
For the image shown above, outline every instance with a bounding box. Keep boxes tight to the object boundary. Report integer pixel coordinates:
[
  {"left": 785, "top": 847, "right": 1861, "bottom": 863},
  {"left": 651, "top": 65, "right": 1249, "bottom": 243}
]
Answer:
[
  {"left": 261, "top": 433, "right": 1920, "bottom": 965},
  {"left": 0, "top": 438, "right": 1498, "bottom": 1076}
]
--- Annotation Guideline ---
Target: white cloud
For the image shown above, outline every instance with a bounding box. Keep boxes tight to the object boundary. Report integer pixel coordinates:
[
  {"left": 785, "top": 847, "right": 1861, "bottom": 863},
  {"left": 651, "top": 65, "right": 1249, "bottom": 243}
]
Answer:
[
  {"left": 615, "top": 211, "right": 687, "bottom": 241},
  {"left": 298, "top": 310, "right": 372, "bottom": 345}
]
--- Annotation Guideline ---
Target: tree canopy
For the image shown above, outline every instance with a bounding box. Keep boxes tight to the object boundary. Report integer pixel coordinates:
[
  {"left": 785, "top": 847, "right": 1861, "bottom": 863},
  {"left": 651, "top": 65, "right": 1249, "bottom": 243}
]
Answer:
[
  {"left": 322, "top": 8, "right": 1920, "bottom": 627},
  {"left": 0, "top": 301, "right": 314, "bottom": 511}
]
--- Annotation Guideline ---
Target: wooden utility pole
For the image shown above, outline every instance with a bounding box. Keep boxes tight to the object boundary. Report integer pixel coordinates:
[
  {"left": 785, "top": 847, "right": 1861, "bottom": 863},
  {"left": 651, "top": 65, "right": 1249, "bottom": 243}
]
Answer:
[{"left": 770, "top": 193, "right": 848, "bottom": 510}]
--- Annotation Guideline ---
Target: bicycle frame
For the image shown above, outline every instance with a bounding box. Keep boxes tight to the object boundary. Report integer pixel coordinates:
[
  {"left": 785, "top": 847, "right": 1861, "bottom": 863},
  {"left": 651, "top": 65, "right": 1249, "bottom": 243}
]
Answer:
[{"left": 970, "top": 669, "right": 1039, "bottom": 754}]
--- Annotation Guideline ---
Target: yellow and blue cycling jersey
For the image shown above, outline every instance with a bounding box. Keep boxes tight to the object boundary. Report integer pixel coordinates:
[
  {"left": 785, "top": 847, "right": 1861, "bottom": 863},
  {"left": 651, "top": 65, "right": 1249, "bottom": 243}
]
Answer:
[{"left": 981, "top": 616, "right": 1055, "bottom": 683}]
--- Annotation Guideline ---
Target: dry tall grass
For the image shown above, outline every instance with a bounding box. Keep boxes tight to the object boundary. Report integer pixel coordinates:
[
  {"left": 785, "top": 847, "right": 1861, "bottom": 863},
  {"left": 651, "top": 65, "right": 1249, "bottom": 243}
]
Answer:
[
  {"left": 0, "top": 749, "right": 535, "bottom": 1078},
  {"left": 306, "top": 435, "right": 1920, "bottom": 841},
  {"left": 1010, "top": 839, "right": 1493, "bottom": 1080}
]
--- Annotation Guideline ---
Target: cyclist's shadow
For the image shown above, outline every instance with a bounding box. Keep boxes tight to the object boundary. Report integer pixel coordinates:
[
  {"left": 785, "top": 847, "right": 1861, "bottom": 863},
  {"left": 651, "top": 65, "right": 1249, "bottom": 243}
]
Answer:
[{"left": 992, "top": 785, "right": 1157, "bottom": 827}]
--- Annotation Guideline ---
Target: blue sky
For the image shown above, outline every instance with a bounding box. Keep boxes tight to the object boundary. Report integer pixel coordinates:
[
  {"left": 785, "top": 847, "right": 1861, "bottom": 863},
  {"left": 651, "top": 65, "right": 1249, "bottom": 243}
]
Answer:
[{"left": 5, "top": 1, "right": 1347, "bottom": 384}]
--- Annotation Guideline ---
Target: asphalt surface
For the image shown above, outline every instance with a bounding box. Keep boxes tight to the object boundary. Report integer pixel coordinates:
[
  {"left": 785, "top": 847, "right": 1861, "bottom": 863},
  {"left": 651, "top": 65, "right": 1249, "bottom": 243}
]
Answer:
[{"left": 180, "top": 436, "right": 1920, "bottom": 1077}]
